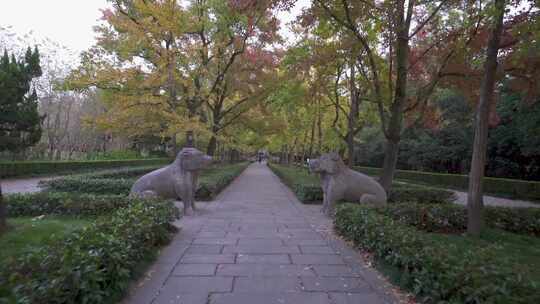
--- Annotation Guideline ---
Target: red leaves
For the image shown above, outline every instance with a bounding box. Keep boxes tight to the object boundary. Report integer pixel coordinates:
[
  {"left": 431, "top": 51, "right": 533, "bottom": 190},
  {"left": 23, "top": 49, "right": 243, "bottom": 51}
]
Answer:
[{"left": 100, "top": 8, "right": 114, "bottom": 21}]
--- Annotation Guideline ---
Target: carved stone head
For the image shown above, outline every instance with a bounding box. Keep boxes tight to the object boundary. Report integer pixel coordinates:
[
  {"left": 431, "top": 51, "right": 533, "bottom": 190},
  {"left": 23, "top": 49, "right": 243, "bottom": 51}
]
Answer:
[
  {"left": 308, "top": 152, "right": 344, "bottom": 175},
  {"left": 175, "top": 147, "right": 213, "bottom": 171}
]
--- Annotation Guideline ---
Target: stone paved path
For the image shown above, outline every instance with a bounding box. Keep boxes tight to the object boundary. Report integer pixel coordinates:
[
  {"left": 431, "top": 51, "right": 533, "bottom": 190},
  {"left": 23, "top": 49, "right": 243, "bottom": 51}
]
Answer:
[{"left": 123, "top": 163, "right": 399, "bottom": 304}]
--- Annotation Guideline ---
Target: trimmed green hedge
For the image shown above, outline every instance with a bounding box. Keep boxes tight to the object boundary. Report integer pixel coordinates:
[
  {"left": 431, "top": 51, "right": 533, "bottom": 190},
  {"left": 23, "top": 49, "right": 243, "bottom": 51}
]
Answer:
[
  {"left": 379, "top": 203, "right": 540, "bottom": 237},
  {"left": 355, "top": 166, "right": 540, "bottom": 201},
  {"left": 5, "top": 192, "right": 132, "bottom": 217},
  {"left": 269, "top": 164, "right": 455, "bottom": 205},
  {"left": 41, "top": 162, "right": 249, "bottom": 200},
  {"left": 335, "top": 204, "right": 540, "bottom": 303},
  {"left": 0, "top": 200, "right": 179, "bottom": 303},
  {"left": 0, "top": 158, "right": 170, "bottom": 178},
  {"left": 196, "top": 163, "right": 249, "bottom": 200}
]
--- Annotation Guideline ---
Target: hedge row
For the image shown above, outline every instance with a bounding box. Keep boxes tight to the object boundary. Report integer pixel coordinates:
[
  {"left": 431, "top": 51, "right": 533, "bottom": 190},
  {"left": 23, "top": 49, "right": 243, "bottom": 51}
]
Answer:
[
  {"left": 335, "top": 204, "right": 540, "bottom": 303},
  {"left": 196, "top": 163, "right": 249, "bottom": 200},
  {"left": 355, "top": 166, "right": 540, "bottom": 201},
  {"left": 0, "top": 158, "right": 170, "bottom": 178},
  {"left": 41, "top": 162, "right": 249, "bottom": 200},
  {"left": 379, "top": 202, "right": 540, "bottom": 237},
  {"left": 41, "top": 177, "right": 135, "bottom": 195},
  {"left": 0, "top": 200, "right": 179, "bottom": 303},
  {"left": 269, "top": 164, "right": 455, "bottom": 205},
  {"left": 5, "top": 192, "right": 132, "bottom": 217}
]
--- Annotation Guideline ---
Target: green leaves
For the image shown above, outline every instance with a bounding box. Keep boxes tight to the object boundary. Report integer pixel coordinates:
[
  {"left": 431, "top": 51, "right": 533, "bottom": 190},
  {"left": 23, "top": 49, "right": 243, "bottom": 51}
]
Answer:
[
  {"left": 0, "top": 200, "right": 178, "bottom": 303},
  {"left": 0, "top": 47, "right": 43, "bottom": 153},
  {"left": 334, "top": 203, "right": 540, "bottom": 303}
]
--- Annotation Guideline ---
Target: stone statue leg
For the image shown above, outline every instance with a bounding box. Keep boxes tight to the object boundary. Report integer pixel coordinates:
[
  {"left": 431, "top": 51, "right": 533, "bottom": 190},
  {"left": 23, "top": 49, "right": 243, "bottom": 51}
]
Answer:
[
  {"left": 182, "top": 196, "right": 195, "bottom": 216},
  {"left": 191, "top": 174, "right": 199, "bottom": 211},
  {"left": 324, "top": 190, "right": 343, "bottom": 217},
  {"left": 175, "top": 186, "right": 194, "bottom": 216},
  {"left": 321, "top": 192, "right": 328, "bottom": 214}
]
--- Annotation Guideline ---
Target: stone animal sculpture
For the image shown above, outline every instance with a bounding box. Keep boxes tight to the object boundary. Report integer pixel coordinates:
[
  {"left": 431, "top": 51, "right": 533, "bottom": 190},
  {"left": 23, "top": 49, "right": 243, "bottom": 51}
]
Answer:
[
  {"left": 308, "top": 152, "right": 387, "bottom": 215},
  {"left": 130, "top": 147, "right": 213, "bottom": 215}
]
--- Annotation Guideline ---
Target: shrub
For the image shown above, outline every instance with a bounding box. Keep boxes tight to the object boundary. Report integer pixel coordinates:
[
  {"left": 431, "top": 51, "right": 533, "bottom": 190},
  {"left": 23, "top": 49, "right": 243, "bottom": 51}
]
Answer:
[
  {"left": 5, "top": 192, "right": 132, "bottom": 217},
  {"left": 355, "top": 166, "right": 540, "bottom": 201},
  {"left": 196, "top": 163, "right": 249, "bottom": 200},
  {"left": 335, "top": 204, "right": 540, "bottom": 303},
  {"left": 378, "top": 203, "right": 540, "bottom": 237},
  {"left": 0, "top": 200, "right": 179, "bottom": 303},
  {"left": 81, "top": 166, "right": 160, "bottom": 179},
  {"left": 270, "top": 164, "right": 454, "bottom": 205},
  {"left": 0, "top": 158, "right": 170, "bottom": 178},
  {"left": 41, "top": 162, "right": 249, "bottom": 199},
  {"left": 390, "top": 183, "right": 455, "bottom": 204},
  {"left": 41, "top": 177, "right": 134, "bottom": 195}
]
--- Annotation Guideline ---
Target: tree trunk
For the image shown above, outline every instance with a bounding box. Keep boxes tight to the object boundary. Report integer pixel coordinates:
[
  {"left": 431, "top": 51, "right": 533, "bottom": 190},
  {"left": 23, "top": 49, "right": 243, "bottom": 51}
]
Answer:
[
  {"left": 379, "top": 0, "right": 410, "bottom": 191},
  {"left": 0, "top": 183, "right": 6, "bottom": 233},
  {"left": 346, "top": 62, "right": 359, "bottom": 167},
  {"left": 467, "top": 0, "right": 505, "bottom": 236},
  {"left": 207, "top": 136, "right": 217, "bottom": 157},
  {"left": 309, "top": 120, "right": 315, "bottom": 158}
]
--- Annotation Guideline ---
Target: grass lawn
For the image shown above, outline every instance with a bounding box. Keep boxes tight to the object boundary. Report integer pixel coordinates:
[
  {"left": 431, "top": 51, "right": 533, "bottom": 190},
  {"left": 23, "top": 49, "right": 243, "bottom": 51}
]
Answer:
[{"left": 0, "top": 217, "right": 90, "bottom": 262}]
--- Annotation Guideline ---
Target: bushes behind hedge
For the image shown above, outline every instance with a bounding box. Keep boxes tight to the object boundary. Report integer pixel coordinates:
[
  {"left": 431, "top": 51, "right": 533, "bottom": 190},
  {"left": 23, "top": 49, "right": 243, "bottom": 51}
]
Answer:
[
  {"left": 5, "top": 192, "right": 132, "bottom": 217},
  {"left": 196, "top": 162, "right": 249, "bottom": 200},
  {"left": 379, "top": 202, "right": 540, "bottom": 237},
  {"left": 355, "top": 165, "right": 540, "bottom": 201},
  {"left": 0, "top": 200, "right": 179, "bottom": 304},
  {"left": 269, "top": 164, "right": 455, "bottom": 205},
  {"left": 79, "top": 165, "right": 161, "bottom": 179},
  {"left": 334, "top": 204, "right": 540, "bottom": 303},
  {"left": 0, "top": 158, "right": 170, "bottom": 178},
  {"left": 41, "top": 177, "right": 135, "bottom": 195},
  {"left": 41, "top": 162, "right": 249, "bottom": 199}
]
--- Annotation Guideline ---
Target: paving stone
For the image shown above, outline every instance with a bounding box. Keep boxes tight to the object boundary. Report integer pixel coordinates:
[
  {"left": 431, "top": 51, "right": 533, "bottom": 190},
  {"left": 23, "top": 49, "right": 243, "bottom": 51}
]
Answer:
[
  {"left": 291, "top": 254, "right": 345, "bottom": 265},
  {"left": 236, "top": 254, "right": 291, "bottom": 264},
  {"left": 301, "top": 277, "right": 371, "bottom": 293},
  {"left": 284, "top": 223, "right": 313, "bottom": 229},
  {"left": 122, "top": 263, "right": 173, "bottom": 304},
  {"left": 226, "top": 232, "right": 289, "bottom": 238},
  {"left": 300, "top": 246, "right": 336, "bottom": 254},
  {"left": 223, "top": 244, "right": 300, "bottom": 254},
  {"left": 124, "top": 163, "right": 393, "bottom": 304},
  {"left": 180, "top": 254, "right": 235, "bottom": 264},
  {"left": 172, "top": 264, "right": 216, "bottom": 276},
  {"left": 152, "top": 293, "right": 208, "bottom": 304},
  {"left": 210, "top": 292, "right": 332, "bottom": 304},
  {"left": 216, "top": 264, "right": 316, "bottom": 277},
  {"left": 283, "top": 239, "right": 328, "bottom": 246},
  {"left": 234, "top": 277, "right": 301, "bottom": 292},
  {"left": 162, "top": 276, "right": 233, "bottom": 293},
  {"left": 197, "top": 231, "right": 227, "bottom": 238},
  {"left": 192, "top": 238, "right": 237, "bottom": 245},
  {"left": 185, "top": 245, "right": 223, "bottom": 254},
  {"left": 155, "top": 244, "right": 190, "bottom": 264},
  {"left": 312, "top": 265, "right": 361, "bottom": 277},
  {"left": 329, "top": 292, "right": 385, "bottom": 304},
  {"left": 286, "top": 231, "right": 322, "bottom": 239},
  {"left": 237, "top": 239, "right": 284, "bottom": 246}
]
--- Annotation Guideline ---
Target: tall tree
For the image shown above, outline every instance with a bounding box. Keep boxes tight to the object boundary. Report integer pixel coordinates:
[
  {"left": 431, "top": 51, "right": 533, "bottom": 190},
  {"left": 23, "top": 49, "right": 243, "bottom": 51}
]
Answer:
[
  {"left": 0, "top": 47, "right": 43, "bottom": 152},
  {"left": 467, "top": 0, "right": 506, "bottom": 235},
  {"left": 69, "top": 0, "right": 287, "bottom": 156},
  {"left": 312, "top": 0, "right": 454, "bottom": 190},
  {"left": 0, "top": 47, "right": 42, "bottom": 232}
]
